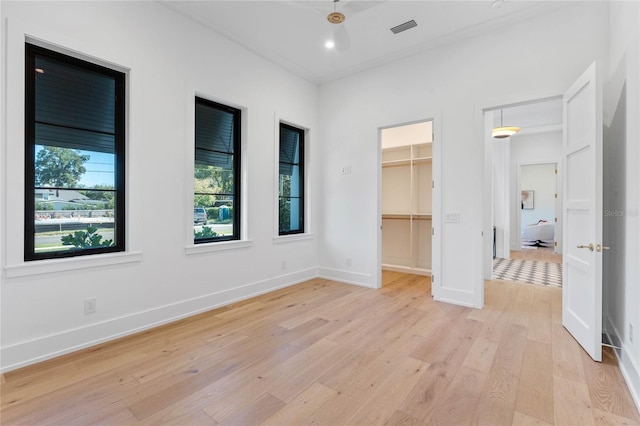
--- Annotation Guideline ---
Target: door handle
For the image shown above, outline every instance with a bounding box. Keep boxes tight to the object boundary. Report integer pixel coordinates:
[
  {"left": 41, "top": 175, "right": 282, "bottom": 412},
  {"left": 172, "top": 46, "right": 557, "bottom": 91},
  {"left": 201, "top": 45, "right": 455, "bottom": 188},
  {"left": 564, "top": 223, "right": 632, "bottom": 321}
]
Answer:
[
  {"left": 577, "top": 243, "right": 594, "bottom": 251},
  {"left": 596, "top": 244, "right": 610, "bottom": 252}
]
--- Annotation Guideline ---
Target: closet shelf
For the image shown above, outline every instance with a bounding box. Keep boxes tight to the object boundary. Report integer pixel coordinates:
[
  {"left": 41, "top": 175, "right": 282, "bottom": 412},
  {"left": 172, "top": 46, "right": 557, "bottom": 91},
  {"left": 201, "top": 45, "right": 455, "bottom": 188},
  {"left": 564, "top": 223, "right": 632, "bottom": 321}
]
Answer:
[
  {"left": 382, "top": 159, "right": 411, "bottom": 168},
  {"left": 413, "top": 213, "right": 432, "bottom": 220},
  {"left": 381, "top": 213, "right": 432, "bottom": 220},
  {"left": 382, "top": 213, "right": 410, "bottom": 220},
  {"left": 412, "top": 157, "right": 433, "bottom": 164}
]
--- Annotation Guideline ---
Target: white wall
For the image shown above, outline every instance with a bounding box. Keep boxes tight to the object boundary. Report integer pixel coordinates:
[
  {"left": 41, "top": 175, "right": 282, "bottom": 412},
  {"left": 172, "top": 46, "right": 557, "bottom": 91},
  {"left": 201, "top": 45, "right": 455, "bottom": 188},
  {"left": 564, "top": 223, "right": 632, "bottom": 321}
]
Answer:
[
  {"left": 318, "top": 2, "right": 609, "bottom": 307},
  {"left": 0, "top": 1, "right": 319, "bottom": 371},
  {"left": 520, "top": 163, "right": 557, "bottom": 232},
  {"left": 604, "top": 0, "right": 640, "bottom": 410},
  {"left": 492, "top": 135, "right": 510, "bottom": 259},
  {"left": 508, "top": 131, "right": 562, "bottom": 250}
]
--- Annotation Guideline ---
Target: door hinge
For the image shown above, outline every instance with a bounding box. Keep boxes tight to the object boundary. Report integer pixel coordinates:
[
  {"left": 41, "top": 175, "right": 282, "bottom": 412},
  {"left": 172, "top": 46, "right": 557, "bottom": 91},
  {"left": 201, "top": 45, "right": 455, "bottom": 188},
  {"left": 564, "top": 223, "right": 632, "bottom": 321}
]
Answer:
[
  {"left": 555, "top": 217, "right": 558, "bottom": 222},
  {"left": 431, "top": 228, "right": 434, "bottom": 236},
  {"left": 555, "top": 169, "right": 558, "bottom": 174},
  {"left": 432, "top": 180, "right": 434, "bottom": 189},
  {"left": 555, "top": 193, "right": 558, "bottom": 198},
  {"left": 554, "top": 241, "right": 557, "bottom": 247},
  {"left": 432, "top": 275, "right": 435, "bottom": 284}
]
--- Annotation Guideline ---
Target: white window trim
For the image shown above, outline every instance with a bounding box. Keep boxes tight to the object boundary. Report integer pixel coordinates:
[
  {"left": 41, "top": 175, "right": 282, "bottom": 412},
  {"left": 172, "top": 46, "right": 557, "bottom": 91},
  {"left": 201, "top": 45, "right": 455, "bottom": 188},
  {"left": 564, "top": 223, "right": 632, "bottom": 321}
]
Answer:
[
  {"left": 185, "top": 239, "right": 253, "bottom": 255},
  {"left": 2, "top": 18, "right": 143, "bottom": 277},
  {"left": 5, "top": 251, "right": 143, "bottom": 278},
  {"left": 184, "top": 89, "right": 251, "bottom": 255},
  {"left": 273, "top": 233, "right": 315, "bottom": 245},
  {"left": 274, "top": 113, "right": 313, "bottom": 239}
]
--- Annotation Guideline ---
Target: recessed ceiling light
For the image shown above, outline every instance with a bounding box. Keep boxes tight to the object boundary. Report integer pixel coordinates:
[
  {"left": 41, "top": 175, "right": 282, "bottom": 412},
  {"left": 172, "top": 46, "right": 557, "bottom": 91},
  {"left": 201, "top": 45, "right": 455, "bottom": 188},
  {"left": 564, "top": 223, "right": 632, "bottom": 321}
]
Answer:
[{"left": 325, "top": 40, "right": 335, "bottom": 49}]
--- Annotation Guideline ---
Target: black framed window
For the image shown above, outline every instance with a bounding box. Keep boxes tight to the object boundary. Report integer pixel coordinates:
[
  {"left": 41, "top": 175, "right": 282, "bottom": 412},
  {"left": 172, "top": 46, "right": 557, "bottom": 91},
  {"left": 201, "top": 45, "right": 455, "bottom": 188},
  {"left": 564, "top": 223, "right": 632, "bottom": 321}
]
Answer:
[
  {"left": 25, "top": 44, "right": 125, "bottom": 261},
  {"left": 279, "top": 123, "right": 305, "bottom": 235},
  {"left": 194, "top": 97, "right": 241, "bottom": 243}
]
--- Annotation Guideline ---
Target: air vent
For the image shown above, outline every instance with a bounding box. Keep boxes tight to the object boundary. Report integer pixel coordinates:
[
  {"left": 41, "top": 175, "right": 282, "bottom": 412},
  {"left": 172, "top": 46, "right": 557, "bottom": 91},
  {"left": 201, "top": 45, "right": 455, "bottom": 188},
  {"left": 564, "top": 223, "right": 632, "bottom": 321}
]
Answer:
[{"left": 390, "top": 20, "right": 417, "bottom": 35}]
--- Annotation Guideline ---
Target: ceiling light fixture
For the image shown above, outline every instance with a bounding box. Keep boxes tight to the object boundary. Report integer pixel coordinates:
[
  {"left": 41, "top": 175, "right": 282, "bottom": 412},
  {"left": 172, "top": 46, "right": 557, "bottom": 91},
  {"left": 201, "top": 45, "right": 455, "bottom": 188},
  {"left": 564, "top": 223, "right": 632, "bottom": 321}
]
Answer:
[
  {"left": 327, "top": 0, "right": 345, "bottom": 24},
  {"left": 492, "top": 109, "right": 520, "bottom": 139},
  {"left": 325, "top": 40, "right": 335, "bottom": 49}
]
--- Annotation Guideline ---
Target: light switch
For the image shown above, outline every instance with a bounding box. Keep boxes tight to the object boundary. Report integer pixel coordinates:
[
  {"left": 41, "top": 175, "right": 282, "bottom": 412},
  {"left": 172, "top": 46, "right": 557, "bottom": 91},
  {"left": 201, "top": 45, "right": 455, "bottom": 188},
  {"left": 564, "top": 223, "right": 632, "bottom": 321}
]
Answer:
[{"left": 445, "top": 212, "right": 460, "bottom": 223}]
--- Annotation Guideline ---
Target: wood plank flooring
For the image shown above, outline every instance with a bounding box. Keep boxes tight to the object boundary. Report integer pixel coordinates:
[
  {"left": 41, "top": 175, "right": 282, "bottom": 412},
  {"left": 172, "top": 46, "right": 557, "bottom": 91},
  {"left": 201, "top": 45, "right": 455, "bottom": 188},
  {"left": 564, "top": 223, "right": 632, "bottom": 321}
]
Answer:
[
  {"left": 1, "top": 272, "right": 639, "bottom": 425},
  {"left": 510, "top": 248, "right": 562, "bottom": 264}
]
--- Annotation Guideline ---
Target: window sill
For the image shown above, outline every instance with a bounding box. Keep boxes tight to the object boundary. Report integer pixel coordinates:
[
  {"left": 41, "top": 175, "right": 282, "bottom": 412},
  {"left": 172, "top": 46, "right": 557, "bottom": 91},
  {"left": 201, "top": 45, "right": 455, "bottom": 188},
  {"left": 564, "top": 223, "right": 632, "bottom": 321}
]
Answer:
[
  {"left": 185, "top": 239, "right": 253, "bottom": 255},
  {"left": 273, "top": 233, "right": 315, "bottom": 245},
  {"left": 5, "top": 251, "right": 143, "bottom": 278}
]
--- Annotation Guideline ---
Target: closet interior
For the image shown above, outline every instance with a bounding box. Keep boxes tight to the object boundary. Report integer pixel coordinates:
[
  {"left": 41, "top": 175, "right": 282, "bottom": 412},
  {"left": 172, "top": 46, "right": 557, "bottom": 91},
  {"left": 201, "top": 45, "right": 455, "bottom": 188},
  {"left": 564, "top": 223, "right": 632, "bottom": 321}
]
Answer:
[{"left": 381, "top": 121, "right": 433, "bottom": 276}]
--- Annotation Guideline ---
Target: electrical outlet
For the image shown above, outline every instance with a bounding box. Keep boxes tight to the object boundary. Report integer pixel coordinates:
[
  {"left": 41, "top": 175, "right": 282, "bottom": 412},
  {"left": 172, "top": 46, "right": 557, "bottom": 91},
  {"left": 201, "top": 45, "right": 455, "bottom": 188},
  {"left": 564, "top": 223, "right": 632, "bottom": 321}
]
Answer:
[
  {"left": 346, "top": 257, "right": 352, "bottom": 267},
  {"left": 631, "top": 323, "right": 634, "bottom": 343},
  {"left": 84, "top": 297, "right": 96, "bottom": 314}
]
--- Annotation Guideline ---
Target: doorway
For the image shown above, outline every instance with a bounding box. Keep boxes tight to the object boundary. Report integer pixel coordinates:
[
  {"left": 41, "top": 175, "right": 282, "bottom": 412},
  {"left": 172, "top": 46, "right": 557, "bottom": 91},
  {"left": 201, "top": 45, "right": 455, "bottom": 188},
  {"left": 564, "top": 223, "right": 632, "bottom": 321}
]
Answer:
[
  {"left": 487, "top": 99, "right": 564, "bottom": 288},
  {"left": 483, "top": 63, "right": 605, "bottom": 362},
  {"left": 380, "top": 120, "right": 433, "bottom": 285}
]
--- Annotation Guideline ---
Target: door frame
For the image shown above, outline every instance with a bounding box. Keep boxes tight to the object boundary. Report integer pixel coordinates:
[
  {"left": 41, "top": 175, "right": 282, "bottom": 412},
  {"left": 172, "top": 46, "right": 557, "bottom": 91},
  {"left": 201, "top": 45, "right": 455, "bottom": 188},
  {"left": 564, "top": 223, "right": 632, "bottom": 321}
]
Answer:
[
  {"left": 482, "top": 95, "right": 564, "bottom": 285},
  {"left": 516, "top": 161, "right": 562, "bottom": 254},
  {"left": 376, "top": 113, "right": 442, "bottom": 291}
]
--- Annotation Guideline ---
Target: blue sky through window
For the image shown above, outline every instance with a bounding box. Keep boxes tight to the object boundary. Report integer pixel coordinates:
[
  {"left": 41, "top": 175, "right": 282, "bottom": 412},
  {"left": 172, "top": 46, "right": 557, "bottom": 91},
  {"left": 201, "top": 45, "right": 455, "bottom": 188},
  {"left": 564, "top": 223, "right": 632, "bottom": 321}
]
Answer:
[{"left": 35, "top": 145, "right": 115, "bottom": 188}]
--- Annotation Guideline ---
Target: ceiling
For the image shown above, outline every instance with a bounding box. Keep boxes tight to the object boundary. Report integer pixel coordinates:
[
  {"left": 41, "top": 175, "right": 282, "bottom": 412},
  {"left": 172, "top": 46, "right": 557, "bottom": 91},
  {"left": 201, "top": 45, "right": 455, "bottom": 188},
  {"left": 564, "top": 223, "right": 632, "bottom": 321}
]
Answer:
[
  {"left": 162, "top": 0, "right": 566, "bottom": 84},
  {"left": 492, "top": 98, "right": 563, "bottom": 134}
]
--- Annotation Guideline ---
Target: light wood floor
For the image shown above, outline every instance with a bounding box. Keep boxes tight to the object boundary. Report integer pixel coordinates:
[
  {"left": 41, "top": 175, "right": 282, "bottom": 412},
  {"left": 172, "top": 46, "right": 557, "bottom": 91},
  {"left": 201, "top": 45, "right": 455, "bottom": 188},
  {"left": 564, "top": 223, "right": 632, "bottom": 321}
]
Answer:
[
  {"left": 2, "top": 273, "right": 639, "bottom": 425},
  {"left": 510, "top": 248, "right": 562, "bottom": 264}
]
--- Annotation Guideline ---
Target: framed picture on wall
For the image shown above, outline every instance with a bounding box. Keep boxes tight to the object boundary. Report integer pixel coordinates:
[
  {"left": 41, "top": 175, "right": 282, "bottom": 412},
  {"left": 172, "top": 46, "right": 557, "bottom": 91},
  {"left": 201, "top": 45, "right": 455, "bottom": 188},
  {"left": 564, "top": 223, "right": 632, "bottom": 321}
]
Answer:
[{"left": 521, "top": 190, "right": 534, "bottom": 210}]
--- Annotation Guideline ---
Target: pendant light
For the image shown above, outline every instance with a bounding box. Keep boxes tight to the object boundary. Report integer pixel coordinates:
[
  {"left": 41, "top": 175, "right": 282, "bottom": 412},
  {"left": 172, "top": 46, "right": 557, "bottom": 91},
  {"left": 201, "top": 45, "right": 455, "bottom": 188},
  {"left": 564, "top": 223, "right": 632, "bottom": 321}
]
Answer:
[{"left": 492, "top": 109, "right": 520, "bottom": 139}]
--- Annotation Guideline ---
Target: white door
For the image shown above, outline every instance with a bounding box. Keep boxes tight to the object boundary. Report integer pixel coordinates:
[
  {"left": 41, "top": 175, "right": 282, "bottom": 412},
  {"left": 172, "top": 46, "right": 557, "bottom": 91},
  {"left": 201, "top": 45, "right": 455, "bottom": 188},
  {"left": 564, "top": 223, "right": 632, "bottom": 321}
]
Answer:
[{"left": 562, "top": 62, "right": 604, "bottom": 362}]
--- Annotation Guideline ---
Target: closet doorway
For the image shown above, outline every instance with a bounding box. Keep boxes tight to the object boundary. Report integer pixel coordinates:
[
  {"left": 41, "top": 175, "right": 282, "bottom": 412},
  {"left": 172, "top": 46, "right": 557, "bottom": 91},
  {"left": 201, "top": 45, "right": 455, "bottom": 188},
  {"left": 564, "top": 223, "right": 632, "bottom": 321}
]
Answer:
[{"left": 380, "top": 120, "right": 433, "bottom": 282}]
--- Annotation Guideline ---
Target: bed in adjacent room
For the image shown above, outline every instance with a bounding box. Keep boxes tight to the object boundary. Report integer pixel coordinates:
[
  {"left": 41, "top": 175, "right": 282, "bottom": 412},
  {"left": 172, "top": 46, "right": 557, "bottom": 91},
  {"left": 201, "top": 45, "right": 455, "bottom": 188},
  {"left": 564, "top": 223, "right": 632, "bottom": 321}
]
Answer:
[{"left": 522, "top": 220, "right": 555, "bottom": 247}]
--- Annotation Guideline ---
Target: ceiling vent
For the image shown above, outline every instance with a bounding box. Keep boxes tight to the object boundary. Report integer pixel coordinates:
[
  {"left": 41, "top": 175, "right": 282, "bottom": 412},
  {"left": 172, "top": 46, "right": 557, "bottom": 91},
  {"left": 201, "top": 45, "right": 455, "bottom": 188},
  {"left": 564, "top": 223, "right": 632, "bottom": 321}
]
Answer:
[{"left": 390, "top": 20, "right": 417, "bottom": 35}]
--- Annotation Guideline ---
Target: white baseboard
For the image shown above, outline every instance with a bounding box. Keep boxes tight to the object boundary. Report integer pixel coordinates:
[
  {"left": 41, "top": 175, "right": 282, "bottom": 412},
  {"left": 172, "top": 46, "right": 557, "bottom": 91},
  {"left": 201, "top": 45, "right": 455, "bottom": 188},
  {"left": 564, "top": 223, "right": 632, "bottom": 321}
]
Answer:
[
  {"left": 0, "top": 267, "right": 319, "bottom": 373},
  {"left": 605, "top": 316, "right": 640, "bottom": 415},
  {"left": 382, "top": 264, "right": 431, "bottom": 276},
  {"left": 317, "top": 267, "right": 374, "bottom": 288},
  {"left": 433, "top": 287, "right": 476, "bottom": 308}
]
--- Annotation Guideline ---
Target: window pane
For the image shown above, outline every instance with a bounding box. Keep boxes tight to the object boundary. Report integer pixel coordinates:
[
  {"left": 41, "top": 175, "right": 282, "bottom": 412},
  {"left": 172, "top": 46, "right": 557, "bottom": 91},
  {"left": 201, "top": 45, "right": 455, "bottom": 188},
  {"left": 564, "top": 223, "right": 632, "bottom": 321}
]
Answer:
[
  {"left": 194, "top": 163, "right": 234, "bottom": 195},
  {"left": 194, "top": 97, "right": 240, "bottom": 243},
  {"left": 194, "top": 200, "right": 235, "bottom": 242},
  {"left": 279, "top": 129, "right": 300, "bottom": 164},
  {"left": 26, "top": 44, "right": 125, "bottom": 261},
  {"left": 279, "top": 124, "right": 304, "bottom": 235},
  {"left": 279, "top": 197, "right": 302, "bottom": 233},
  {"left": 35, "top": 145, "right": 115, "bottom": 189},
  {"left": 35, "top": 56, "right": 116, "bottom": 135},
  {"left": 34, "top": 194, "right": 116, "bottom": 254},
  {"left": 281, "top": 165, "right": 301, "bottom": 198},
  {"left": 36, "top": 123, "right": 115, "bottom": 154}
]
